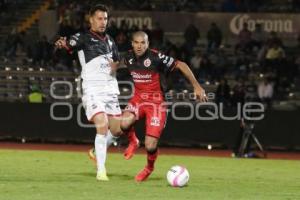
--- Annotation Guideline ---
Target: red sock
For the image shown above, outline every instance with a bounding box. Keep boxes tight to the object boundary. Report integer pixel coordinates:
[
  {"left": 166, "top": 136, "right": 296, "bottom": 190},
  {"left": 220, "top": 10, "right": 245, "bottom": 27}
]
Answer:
[
  {"left": 147, "top": 150, "right": 158, "bottom": 170},
  {"left": 127, "top": 127, "right": 138, "bottom": 143}
]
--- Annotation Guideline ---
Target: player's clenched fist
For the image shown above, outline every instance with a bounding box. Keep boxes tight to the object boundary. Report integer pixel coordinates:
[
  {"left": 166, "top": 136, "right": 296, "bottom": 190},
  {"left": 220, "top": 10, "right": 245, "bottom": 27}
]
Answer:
[{"left": 55, "top": 37, "right": 67, "bottom": 49}]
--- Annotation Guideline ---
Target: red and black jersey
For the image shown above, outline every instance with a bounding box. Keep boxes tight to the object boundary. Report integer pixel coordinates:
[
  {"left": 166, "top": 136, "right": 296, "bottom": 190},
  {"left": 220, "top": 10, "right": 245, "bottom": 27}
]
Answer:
[{"left": 124, "top": 49, "right": 177, "bottom": 102}]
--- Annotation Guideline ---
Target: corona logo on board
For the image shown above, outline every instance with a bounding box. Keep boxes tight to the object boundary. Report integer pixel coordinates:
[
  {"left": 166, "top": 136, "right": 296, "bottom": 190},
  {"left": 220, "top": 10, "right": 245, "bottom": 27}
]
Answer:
[{"left": 230, "top": 14, "right": 294, "bottom": 34}]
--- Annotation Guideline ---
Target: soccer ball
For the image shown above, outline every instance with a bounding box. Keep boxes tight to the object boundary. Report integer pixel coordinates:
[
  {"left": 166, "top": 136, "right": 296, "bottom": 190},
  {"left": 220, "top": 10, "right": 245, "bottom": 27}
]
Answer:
[{"left": 167, "top": 165, "right": 189, "bottom": 187}]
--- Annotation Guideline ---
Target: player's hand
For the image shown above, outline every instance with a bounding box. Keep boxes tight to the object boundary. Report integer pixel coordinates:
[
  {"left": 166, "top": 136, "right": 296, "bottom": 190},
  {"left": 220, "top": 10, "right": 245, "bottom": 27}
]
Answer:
[
  {"left": 55, "top": 37, "right": 67, "bottom": 49},
  {"left": 194, "top": 85, "right": 208, "bottom": 102},
  {"left": 109, "top": 59, "right": 119, "bottom": 74}
]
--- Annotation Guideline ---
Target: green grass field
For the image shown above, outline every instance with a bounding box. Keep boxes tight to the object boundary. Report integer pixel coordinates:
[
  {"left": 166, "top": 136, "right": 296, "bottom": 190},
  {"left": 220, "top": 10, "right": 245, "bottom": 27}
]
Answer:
[{"left": 0, "top": 150, "right": 299, "bottom": 200}]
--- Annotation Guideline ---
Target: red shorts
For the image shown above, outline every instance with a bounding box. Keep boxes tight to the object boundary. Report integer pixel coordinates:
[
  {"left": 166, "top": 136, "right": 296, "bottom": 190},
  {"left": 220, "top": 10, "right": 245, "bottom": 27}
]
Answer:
[{"left": 125, "top": 96, "right": 167, "bottom": 138}]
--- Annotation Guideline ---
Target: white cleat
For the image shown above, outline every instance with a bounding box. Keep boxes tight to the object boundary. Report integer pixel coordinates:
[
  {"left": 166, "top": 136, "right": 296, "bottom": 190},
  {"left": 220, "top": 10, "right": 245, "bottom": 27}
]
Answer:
[{"left": 96, "top": 169, "right": 109, "bottom": 181}]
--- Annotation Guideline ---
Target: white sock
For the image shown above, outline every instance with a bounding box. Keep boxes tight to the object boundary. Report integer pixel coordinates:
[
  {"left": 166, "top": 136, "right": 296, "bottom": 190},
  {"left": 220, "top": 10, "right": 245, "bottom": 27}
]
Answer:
[
  {"left": 106, "top": 130, "right": 119, "bottom": 147},
  {"left": 95, "top": 134, "right": 107, "bottom": 172}
]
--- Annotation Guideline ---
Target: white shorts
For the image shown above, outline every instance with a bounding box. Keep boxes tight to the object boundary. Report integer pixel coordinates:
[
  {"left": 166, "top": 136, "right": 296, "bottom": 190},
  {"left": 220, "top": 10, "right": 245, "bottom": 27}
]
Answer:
[{"left": 82, "top": 93, "right": 121, "bottom": 121}]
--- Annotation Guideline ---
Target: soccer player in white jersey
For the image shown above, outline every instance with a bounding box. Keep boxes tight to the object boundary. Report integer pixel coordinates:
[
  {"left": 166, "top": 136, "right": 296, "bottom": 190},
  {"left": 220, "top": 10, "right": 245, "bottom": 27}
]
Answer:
[{"left": 55, "top": 4, "right": 123, "bottom": 181}]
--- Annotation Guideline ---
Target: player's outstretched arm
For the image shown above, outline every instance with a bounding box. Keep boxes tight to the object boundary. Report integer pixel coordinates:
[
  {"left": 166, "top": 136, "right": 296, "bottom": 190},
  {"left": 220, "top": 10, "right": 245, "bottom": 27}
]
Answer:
[{"left": 175, "top": 61, "right": 208, "bottom": 102}]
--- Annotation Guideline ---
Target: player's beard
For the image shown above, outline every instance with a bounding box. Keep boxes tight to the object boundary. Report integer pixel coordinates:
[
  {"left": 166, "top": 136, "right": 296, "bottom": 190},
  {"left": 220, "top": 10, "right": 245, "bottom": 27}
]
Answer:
[
  {"left": 98, "top": 26, "right": 106, "bottom": 33},
  {"left": 91, "top": 25, "right": 106, "bottom": 35}
]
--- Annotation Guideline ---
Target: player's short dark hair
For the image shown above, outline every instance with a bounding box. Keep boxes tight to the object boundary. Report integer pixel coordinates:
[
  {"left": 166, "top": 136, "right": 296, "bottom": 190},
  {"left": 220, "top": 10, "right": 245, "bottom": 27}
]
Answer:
[{"left": 89, "top": 4, "right": 109, "bottom": 16}]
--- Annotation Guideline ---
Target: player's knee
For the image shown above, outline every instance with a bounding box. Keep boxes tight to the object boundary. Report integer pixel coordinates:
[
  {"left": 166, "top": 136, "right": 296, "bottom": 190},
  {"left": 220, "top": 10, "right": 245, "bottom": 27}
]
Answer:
[
  {"left": 146, "top": 146, "right": 157, "bottom": 154},
  {"left": 120, "top": 120, "right": 131, "bottom": 132},
  {"left": 145, "top": 142, "right": 158, "bottom": 153},
  {"left": 120, "top": 112, "right": 135, "bottom": 132},
  {"left": 93, "top": 113, "right": 109, "bottom": 133},
  {"left": 120, "top": 118, "right": 135, "bottom": 132},
  {"left": 94, "top": 121, "right": 109, "bottom": 134}
]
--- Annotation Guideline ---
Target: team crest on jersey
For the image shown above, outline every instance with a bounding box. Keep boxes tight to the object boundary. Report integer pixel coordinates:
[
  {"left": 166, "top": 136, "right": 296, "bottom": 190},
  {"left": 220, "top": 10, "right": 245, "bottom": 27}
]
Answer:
[{"left": 144, "top": 58, "right": 151, "bottom": 67}]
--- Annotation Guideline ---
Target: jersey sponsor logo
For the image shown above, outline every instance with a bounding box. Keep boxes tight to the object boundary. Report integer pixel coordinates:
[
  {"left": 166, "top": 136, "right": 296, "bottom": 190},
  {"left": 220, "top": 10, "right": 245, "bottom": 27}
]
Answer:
[
  {"left": 134, "top": 79, "right": 152, "bottom": 83},
  {"left": 92, "top": 104, "right": 97, "bottom": 109},
  {"left": 131, "top": 72, "right": 152, "bottom": 79},
  {"left": 158, "top": 53, "right": 165, "bottom": 59},
  {"left": 163, "top": 56, "right": 170, "bottom": 64},
  {"left": 131, "top": 72, "right": 152, "bottom": 83},
  {"left": 150, "top": 117, "right": 160, "bottom": 126},
  {"left": 69, "top": 39, "right": 77, "bottom": 46},
  {"left": 92, "top": 54, "right": 113, "bottom": 74},
  {"left": 91, "top": 38, "right": 99, "bottom": 42},
  {"left": 144, "top": 58, "right": 151, "bottom": 67},
  {"left": 167, "top": 57, "right": 174, "bottom": 67}
]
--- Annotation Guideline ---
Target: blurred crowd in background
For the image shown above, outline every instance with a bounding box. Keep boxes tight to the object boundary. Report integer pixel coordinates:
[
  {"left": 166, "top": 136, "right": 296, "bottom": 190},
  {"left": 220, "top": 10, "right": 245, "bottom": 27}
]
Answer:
[
  {"left": 54, "top": 0, "right": 300, "bottom": 13},
  {"left": 0, "top": 0, "right": 300, "bottom": 106}
]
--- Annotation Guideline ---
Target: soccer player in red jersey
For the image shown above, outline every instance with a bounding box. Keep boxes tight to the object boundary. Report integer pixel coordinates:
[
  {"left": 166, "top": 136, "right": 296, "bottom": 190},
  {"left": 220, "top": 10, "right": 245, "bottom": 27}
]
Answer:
[{"left": 121, "top": 31, "right": 207, "bottom": 182}]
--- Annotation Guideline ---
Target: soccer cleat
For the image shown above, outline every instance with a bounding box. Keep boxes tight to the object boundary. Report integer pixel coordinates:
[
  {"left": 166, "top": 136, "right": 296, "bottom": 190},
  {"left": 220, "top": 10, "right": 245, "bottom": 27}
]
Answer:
[
  {"left": 124, "top": 137, "right": 140, "bottom": 160},
  {"left": 88, "top": 148, "right": 96, "bottom": 164},
  {"left": 96, "top": 170, "right": 109, "bottom": 181},
  {"left": 135, "top": 167, "right": 153, "bottom": 182}
]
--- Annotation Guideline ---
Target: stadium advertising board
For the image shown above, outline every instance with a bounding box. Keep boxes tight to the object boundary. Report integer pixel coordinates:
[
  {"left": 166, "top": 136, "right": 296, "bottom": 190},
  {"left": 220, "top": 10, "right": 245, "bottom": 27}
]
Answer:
[{"left": 111, "top": 11, "right": 299, "bottom": 40}]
